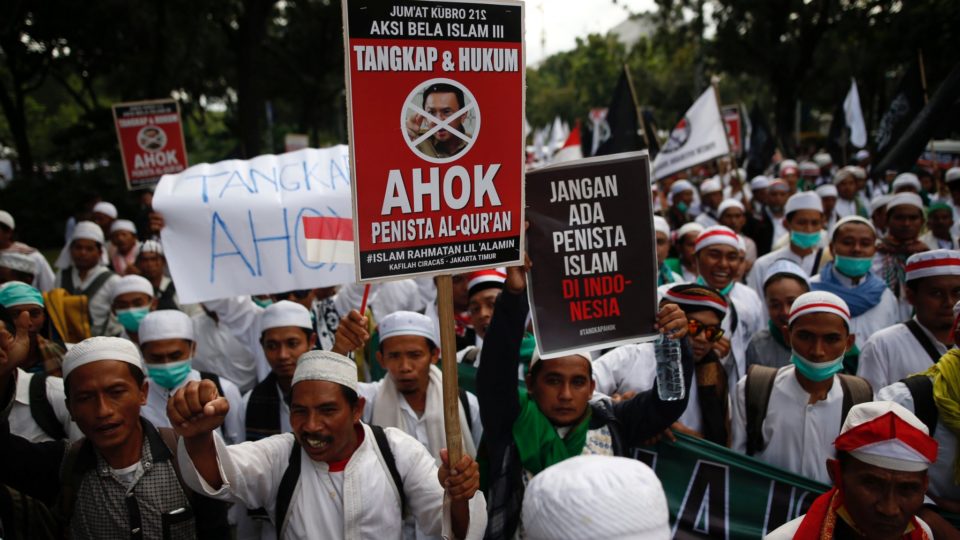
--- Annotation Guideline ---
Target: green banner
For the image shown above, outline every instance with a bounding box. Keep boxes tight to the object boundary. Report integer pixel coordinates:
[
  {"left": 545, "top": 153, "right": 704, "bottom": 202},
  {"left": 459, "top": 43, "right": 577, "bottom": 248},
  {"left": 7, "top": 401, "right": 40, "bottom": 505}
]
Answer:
[{"left": 634, "top": 434, "right": 829, "bottom": 539}]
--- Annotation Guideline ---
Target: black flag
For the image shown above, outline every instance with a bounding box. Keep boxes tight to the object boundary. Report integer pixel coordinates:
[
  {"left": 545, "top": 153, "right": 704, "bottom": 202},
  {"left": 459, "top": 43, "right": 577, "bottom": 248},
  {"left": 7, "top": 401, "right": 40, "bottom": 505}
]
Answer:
[
  {"left": 641, "top": 108, "right": 661, "bottom": 159},
  {"left": 872, "top": 60, "right": 960, "bottom": 175},
  {"left": 826, "top": 99, "right": 848, "bottom": 165},
  {"left": 873, "top": 63, "right": 925, "bottom": 169},
  {"left": 745, "top": 102, "right": 775, "bottom": 179},
  {"left": 595, "top": 66, "right": 645, "bottom": 156}
]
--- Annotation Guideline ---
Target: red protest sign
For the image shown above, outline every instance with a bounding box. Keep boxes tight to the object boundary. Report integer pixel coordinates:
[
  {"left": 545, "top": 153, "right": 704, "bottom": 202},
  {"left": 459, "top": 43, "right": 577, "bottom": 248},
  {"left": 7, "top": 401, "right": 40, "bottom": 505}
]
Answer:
[
  {"left": 722, "top": 104, "right": 742, "bottom": 157},
  {"left": 112, "top": 99, "right": 188, "bottom": 190},
  {"left": 343, "top": 0, "right": 525, "bottom": 282}
]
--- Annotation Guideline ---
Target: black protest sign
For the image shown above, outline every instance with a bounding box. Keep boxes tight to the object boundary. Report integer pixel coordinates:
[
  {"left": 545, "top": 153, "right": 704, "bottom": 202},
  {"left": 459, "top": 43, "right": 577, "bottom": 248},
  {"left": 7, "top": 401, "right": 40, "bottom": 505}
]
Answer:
[{"left": 526, "top": 151, "right": 658, "bottom": 356}]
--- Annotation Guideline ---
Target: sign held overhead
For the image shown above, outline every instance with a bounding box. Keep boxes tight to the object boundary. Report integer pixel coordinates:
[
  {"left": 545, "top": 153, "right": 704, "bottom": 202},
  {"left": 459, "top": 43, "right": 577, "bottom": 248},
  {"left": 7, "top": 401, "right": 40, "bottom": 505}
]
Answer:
[{"left": 112, "top": 99, "right": 189, "bottom": 190}]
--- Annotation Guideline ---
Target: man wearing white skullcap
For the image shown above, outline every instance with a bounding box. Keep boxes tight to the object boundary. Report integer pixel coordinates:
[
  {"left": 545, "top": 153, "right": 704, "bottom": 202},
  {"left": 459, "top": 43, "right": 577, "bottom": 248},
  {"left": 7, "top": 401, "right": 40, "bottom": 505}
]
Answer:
[
  {"left": 133, "top": 239, "right": 186, "bottom": 313},
  {"left": 833, "top": 167, "right": 869, "bottom": 220},
  {"left": 522, "top": 456, "right": 670, "bottom": 540},
  {"left": 110, "top": 274, "right": 156, "bottom": 343},
  {"left": 859, "top": 249, "right": 960, "bottom": 392},
  {"left": 667, "top": 178, "right": 696, "bottom": 229},
  {"left": 750, "top": 175, "right": 771, "bottom": 216},
  {"left": 0, "top": 209, "right": 57, "bottom": 292},
  {"left": 55, "top": 220, "right": 121, "bottom": 337},
  {"left": 893, "top": 172, "right": 922, "bottom": 194},
  {"left": 746, "top": 259, "right": 810, "bottom": 370},
  {"left": 744, "top": 178, "right": 790, "bottom": 256},
  {"left": 816, "top": 183, "right": 840, "bottom": 231},
  {"left": 137, "top": 310, "right": 245, "bottom": 444},
  {"left": 0, "top": 335, "right": 231, "bottom": 537},
  {"left": 653, "top": 216, "right": 681, "bottom": 285},
  {"left": 694, "top": 226, "right": 765, "bottom": 396},
  {"left": 666, "top": 222, "right": 703, "bottom": 283},
  {"left": 747, "top": 191, "right": 827, "bottom": 293},
  {"left": 766, "top": 401, "right": 937, "bottom": 539},
  {"left": 810, "top": 216, "right": 900, "bottom": 351},
  {"left": 717, "top": 198, "right": 758, "bottom": 271},
  {"left": 170, "top": 349, "right": 488, "bottom": 539},
  {"left": 779, "top": 160, "right": 800, "bottom": 193},
  {"left": 0, "top": 251, "right": 36, "bottom": 284},
  {"left": 870, "top": 193, "right": 894, "bottom": 234},
  {"left": 108, "top": 219, "right": 141, "bottom": 275},
  {"left": 478, "top": 265, "right": 692, "bottom": 539},
  {"left": 91, "top": 201, "right": 117, "bottom": 237},
  {"left": 695, "top": 177, "right": 724, "bottom": 227},
  {"left": 873, "top": 192, "right": 929, "bottom": 320},
  {"left": 732, "top": 292, "right": 873, "bottom": 484}
]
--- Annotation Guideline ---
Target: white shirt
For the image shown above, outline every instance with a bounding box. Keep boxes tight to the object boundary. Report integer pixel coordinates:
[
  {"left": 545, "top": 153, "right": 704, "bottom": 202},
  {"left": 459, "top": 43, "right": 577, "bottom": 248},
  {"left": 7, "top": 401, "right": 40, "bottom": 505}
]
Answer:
[
  {"left": 726, "top": 283, "right": 766, "bottom": 389},
  {"left": 192, "top": 312, "right": 259, "bottom": 394},
  {"left": 810, "top": 269, "right": 901, "bottom": 350},
  {"left": 858, "top": 318, "right": 950, "bottom": 392},
  {"left": 177, "top": 426, "right": 487, "bottom": 540},
  {"left": 730, "top": 366, "right": 843, "bottom": 484},
  {"left": 747, "top": 245, "right": 823, "bottom": 293},
  {"left": 878, "top": 381, "right": 960, "bottom": 502},
  {"left": 591, "top": 343, "right": 705, "bottom": 434},
  {"left": 695, "top": 211, "right": 718, "bottom": 228},
  {"left": 55, "top": 265, "right": 121, "bottom": 337},
  {"left": 766, "top": 514, "right": 932, "bottom": 539},
  {"left": 834, "top": 197, "right": 860, "bottom": 219},
  {"left": 9, "top": 369, "right": 83, "bottom": 442},
  {"left": 141, "top": 369, "right": 245, "bottom": 444}
]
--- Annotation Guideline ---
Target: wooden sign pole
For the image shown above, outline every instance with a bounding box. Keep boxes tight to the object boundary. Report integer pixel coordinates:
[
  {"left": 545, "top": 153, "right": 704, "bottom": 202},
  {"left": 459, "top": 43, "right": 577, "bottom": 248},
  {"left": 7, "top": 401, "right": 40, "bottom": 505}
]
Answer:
[{"left": 435, "top": 274, "right": 464, "bottom": 465}]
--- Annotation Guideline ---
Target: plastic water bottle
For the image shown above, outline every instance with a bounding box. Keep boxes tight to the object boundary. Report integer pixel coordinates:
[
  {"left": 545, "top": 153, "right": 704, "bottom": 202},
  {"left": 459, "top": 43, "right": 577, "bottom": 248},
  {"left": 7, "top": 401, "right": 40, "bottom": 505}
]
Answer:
[{"left": 654, "top": 333, "right": 685, "bottom": 401}]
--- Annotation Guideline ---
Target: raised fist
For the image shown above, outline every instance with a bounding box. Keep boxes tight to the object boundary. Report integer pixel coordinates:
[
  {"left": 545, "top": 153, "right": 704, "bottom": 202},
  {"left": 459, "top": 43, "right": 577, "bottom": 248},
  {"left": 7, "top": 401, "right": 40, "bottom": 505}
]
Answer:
[{"left": 166, "top": 379, "right": 229, "bottom": 439}]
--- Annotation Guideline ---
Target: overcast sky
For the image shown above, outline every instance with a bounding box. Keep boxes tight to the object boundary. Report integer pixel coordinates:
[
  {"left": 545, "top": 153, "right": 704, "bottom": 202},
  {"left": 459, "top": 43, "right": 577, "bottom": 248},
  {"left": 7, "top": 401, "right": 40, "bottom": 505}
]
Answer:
[{"left": 524, "top": 0, "right": 658, "bottom": 64}]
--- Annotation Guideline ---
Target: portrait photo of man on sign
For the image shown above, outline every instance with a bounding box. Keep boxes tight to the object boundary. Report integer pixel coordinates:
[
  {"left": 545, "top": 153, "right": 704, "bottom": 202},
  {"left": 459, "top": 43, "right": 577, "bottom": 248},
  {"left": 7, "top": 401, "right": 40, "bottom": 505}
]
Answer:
[{"left": 403, "top": 79, "right": 480, "bottom": 162}]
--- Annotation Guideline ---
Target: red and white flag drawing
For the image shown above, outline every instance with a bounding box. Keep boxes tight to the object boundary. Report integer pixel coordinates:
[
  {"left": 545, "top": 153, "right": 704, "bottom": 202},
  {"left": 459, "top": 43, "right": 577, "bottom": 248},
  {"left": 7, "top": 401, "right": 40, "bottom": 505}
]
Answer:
[{"left": 304, "top": 216, "right": 354, "bottom": 265}]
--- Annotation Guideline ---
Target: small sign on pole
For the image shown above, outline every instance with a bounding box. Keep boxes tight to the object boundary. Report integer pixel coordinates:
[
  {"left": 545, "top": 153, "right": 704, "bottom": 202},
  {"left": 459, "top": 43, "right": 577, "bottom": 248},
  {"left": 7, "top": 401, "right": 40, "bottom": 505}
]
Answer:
[
  {"left": 112, "top": 99, "right": 189, "bottom": 190},
  {"left": 526, "top": 151, "right": 659, "bottom": 357}
]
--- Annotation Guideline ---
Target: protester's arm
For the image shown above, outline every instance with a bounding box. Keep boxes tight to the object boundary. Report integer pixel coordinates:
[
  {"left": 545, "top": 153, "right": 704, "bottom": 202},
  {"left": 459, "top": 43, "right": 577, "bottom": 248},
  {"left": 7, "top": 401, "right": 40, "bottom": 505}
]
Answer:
[
  {"left": 168, "top": 379, "right": 231, "bottom": 488},
  {"left": 476, "top": 265, "right": 528, "bottom": 442}
]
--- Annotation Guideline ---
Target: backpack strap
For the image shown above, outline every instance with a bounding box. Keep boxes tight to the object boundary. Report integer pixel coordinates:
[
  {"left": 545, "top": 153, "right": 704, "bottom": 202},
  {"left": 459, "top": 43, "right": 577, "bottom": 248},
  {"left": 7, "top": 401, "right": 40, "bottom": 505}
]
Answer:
[
  {"left": 902, "top": 375, "right": 939, "bottom": 436},
  {"left": 275, "top": 441, "right": 302, "bottom": 540},
  {"left": 811, "top": 248, "right": 824, "bottom": 275},
  {"left": 79, "top": 271, "right": 114, "bottom": 300},
  {"left": 199, "top": 372, "right": 225, "bottom": 398},
  {"left": 459, "top": 389, "right": 473, "bottom": 433},
  {"left": 57, "top": 439, "right": 90, "bottom": 528},
  {"left": 59, "top": 270, "right": 76, "bottom": 295},
  {"left": 745, "top": 365, "right": 778, "bottom": 456},
  {"left": 837, "top": 374, "right": 874, "bottom": 426},
  {"left": 727, "top": 297, "right": 740, "bottom": 335},
  {"left": 904, "top": 320, "right": 943, "bottom": 363},
  {"left": 28, "top": 373, "right": 68, "bottom": 441},
  {"left": 156, "top": 427, "right": 231, "bottom": 539},
  {"left": 371, "top": 425, "right": 407, "bottom": 517},
  {"left": 461, "top": 347, "right": 480, "bottom": 366}
]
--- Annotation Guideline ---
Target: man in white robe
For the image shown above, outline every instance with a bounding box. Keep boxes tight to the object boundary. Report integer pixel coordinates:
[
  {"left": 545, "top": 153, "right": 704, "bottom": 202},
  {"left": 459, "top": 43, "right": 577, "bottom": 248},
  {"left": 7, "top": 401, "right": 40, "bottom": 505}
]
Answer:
[
  {"left": 54, "top": 221, "right": 121, "bottom": 337},
  {"left": 859, "top": 249, "right": 960, "bottom": 391},
  {"left": 169, "top": 350, "right": 487, "bottom": 540},
  {"left": 747, "top": 191, "right": 828, "bottom": 292}
]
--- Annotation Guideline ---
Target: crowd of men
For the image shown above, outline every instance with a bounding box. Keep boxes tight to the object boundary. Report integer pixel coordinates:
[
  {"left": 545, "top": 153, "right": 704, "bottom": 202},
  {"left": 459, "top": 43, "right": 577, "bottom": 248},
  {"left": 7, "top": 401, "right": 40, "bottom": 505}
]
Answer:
[{"left": 0, "top": 150, "right": 959, "bottom": 539}]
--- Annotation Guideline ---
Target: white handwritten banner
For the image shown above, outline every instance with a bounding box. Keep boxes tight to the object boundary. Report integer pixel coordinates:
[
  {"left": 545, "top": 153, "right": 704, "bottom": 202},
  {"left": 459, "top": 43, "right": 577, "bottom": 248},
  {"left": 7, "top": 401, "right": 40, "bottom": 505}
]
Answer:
[{"left": 153, "top": 146, "right": 355, "bottom": 303}]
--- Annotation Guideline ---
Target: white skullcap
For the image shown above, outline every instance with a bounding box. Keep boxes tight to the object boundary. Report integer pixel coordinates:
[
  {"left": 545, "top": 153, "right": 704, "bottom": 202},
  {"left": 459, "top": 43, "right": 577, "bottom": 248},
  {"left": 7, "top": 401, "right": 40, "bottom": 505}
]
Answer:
[
  {"left": 815, "top": 184, "right": 838, "bottom": 198},
  {"left": 0, "top": 252, "right": 36, "bottom": 275},
  {"left": 260, "top": 300, "right": 312, "bottom": 332},
  {"left": 0, "top": 210, "right": 14, "bottom": 230},
  {"left": 788, "top": 291, "right": 850, "bottom": 327},
  {"left": 768, "top": 179, "right": 790, "bottom": 192},
  {"left": 750, "top": 175, "right": 770, "bottom": 190},
  {"left": 70, "top": 221, "right": 104, "bottom": 245},
  {"left": 799, "top": 160, "right": 820, "bottom": 175},
  {"left": 695, "top": 225, "right": 739, "bottom": 253},
  {"left": 849, "top": 166, "right": 867, "bottom": 180},
  {"left": 763, "top": 259, "right": 810, "bottom": 289},
  {"left": 531, "top": 347, "right": 591, "bottom": 365},
  {"left": 111, "top": 275, "right": 154, "bottom": 302},
  {"left": 892, "top": 173, "right": 921, "bottom": 192},
  {"left": 779, "top": 159, "right": 798, "bottom": 174},
  {"left": 653, "top": 216, "right": 670, "bottom": 237},
  {"left": 110, "top": 219, "right": 137, "bottom": 235},
  {"left": 92, "top": 201, "right": 117, "bottom": 218},
  {"left": 522, "top": 456, "right": 670, "bottom": 540},
  {"left": 855, "top": 149, "right": 870, "bottom": 161},
  {"left": 700, "top": 177, "right": 722, "bottom": 195},
  {"left": 905, "top": 249, "right": 960, "bottom": 283},
  {"left": 830, "top": 215, "right": 876, "bottom": 241},
  {"left": 785, "top": 191, "right": 823, "bottom": 216},
  {"left": 138, "top": 239, "right": 164, "bottom": 255},
  {"left": 870, "top": 194, "right": 894, "bottom": 214},
  {"left": 813, "top": 152, "right": 832, "bottom": 167},
  {"left": 946, "top": 167, "right": 960, "bottom": 183},
  {"left": 379, "top": 311, "right": 437, "bottom": 344},
  {"left": 676, "top": 222, "right": 703, "bottom": 241},
  {"left": 670, "top": 179, "right": 694, "bottom": 196},
  {"left": 62, "top": 336, "right": 144, "bottom": 379},
  {"left": 886, "top": 192, "right": 924, "bottom": 213},
  {"left": 139, "top": 310, "right": 195, "bottom": 344},
  {"left": 832, "top": 167, "right": 855, "bottom": 185},
  {"left": 836, "top": 401, "right": 937, "bottom": 472},
  {"left": 717, "top": 199, "right": 745, "bottom": 217},
  {"left": 292, "top": 350, "right": 358, "bottom": 392}
]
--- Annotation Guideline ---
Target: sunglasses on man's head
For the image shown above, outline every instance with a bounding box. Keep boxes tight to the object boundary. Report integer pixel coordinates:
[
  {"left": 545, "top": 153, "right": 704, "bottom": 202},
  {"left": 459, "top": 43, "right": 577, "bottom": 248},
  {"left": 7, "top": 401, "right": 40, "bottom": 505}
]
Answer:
[{"left": 687, "top": 319, "right": 724, "bottom": 342}]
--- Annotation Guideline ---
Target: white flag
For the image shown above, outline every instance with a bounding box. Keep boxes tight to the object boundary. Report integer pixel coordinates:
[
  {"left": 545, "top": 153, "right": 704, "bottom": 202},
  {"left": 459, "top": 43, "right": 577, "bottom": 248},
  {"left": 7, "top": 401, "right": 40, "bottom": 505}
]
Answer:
[
  {"left": 652, "top": 87, "right": 730, "bottom": 180},
  {"left": 844, "top": 78, "right": 867, "bottom": 148}
]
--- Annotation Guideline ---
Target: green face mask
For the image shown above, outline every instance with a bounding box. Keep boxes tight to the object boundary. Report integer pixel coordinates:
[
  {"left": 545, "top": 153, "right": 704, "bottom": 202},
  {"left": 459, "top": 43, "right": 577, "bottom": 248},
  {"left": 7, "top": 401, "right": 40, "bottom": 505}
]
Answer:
[
  {"left": 253, "top": 297, "right": 274, "bottom": 309},
  {"left": 696, "top": 275, "right": 733, "bottom": 296},
  {"left": 791, "top": 350, "right": 844, "bottom": 382},
  {"left": 147, "top": 359, "right": 192, "bottom": 390},
  {"left": 790, "top": 230, "right": 821, "bottom": 250},
  {"left": 117, "top": 306, "right": 150, "bottom": 332},
  {"left": 677, "top": 201, "right": 689, "bottom": 213},
  {"left": 834, "top": 255, "right": 873, "bottom": 278}
]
